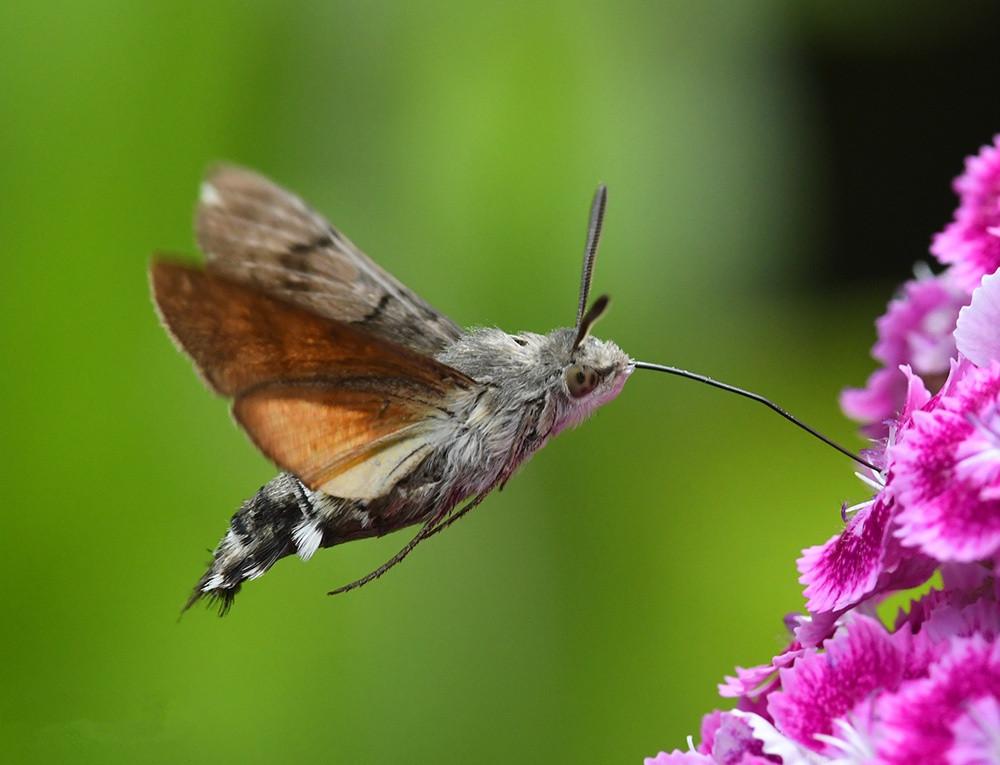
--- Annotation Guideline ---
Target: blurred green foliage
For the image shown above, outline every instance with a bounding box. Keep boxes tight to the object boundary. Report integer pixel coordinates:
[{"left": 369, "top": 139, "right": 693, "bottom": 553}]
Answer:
[{"left": 0, "top": 2, "right": 960, "bottom": 763}]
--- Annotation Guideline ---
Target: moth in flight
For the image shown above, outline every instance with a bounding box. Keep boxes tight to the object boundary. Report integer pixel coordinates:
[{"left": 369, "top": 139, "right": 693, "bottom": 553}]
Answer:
[{"left": 151, "top": 167, "right": 870, "bottom": 614}]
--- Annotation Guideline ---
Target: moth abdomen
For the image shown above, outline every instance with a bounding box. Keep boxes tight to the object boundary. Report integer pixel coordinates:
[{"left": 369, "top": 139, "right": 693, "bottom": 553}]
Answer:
[
  {"left": 185, "top": 471, "right": 438, "bottom": 615},
  {"left": 185, "top": 473, "right": 306, "bottom": 614},
  {"left": 185, "top": 472, "right": 376, "bottom": 614}
]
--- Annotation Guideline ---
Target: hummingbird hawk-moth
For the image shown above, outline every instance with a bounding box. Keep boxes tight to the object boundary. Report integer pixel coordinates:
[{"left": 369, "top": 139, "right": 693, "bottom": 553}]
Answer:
[{"left": 151, "top": 166, "right": 871, "bottom": 614}]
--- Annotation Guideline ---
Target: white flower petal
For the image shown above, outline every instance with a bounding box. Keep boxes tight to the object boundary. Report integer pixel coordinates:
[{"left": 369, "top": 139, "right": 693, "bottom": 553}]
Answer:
[
  {"left": 730, "top": 711, "right": 829, "bottom": 764},
  {"left": 956, "top": 268, "right": 1000, "bottom": 366}
]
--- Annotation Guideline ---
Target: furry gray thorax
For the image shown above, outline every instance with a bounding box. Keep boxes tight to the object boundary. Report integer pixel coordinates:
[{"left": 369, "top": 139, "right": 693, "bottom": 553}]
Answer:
[{"left": 439, "top": 326, "right": 632, "bottom": 450}]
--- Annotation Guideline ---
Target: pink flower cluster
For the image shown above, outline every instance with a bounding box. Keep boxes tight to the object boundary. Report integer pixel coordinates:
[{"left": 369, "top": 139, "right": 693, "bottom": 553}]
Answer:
[
  {"left": 647, "top": 136, "right": 1000, "bottom": 764},
  {"left": 842, "top": 136, "right": 1000, "bottom": 438}
]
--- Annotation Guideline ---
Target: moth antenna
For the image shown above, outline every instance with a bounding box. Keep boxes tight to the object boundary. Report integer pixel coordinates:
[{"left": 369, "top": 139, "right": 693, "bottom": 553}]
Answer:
[
  {"left": 632, "top": 361, "right": 879, "bottom": 471},
  {"left": 573, "top": 294, "right": 611, "bottom": 350},
  {"left": 576, "top": 184, "right": 608, "bottom": 328}
]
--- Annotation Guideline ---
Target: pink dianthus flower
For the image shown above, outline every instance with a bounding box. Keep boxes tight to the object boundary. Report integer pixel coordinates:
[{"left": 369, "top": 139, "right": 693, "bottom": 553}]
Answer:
[
  {"left": 932, "top": 135, "right": 1000, "bottom": 291},
  {"left": 841, "top": 273, "right": 966, "bottom": 437},
  {"left": 646, "top": 138, "right": 1000, "bottom": 764}
]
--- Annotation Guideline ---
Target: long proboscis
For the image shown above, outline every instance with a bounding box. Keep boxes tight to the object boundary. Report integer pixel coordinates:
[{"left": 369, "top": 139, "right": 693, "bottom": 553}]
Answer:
[{"left": 632, "top": 361, "right": 878, "bottom": 471}]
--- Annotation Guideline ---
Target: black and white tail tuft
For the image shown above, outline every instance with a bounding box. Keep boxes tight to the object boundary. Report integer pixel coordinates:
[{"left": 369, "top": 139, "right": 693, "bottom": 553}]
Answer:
[{"left": 184, "top": 473, "right": 325, "bottom": 616}]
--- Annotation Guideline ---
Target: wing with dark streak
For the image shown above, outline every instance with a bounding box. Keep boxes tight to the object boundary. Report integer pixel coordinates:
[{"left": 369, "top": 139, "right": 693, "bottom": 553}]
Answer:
[
  {"left": 150, "top": 259, "right": 475, "bottom": 496},
  {"left": 195, "top": 165, "right": 463, "bottom": 356}
]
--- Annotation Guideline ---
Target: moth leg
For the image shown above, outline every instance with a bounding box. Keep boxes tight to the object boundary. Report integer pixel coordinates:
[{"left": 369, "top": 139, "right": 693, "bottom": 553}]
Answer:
[
  {"left": 417, "top": 404, "right": 544, "bottom": 544},
  {"left": 424, "top": 501, "right": 477, "bottom": 540},
  {"left": 421, "top": 471, "right": 511, "bottom": 541},
  {"left": 327, "top": 492, "right": 489, "bottom": 595}
]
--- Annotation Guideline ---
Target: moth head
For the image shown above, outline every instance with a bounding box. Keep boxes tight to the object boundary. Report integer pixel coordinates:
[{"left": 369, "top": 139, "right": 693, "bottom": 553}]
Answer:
[
  {"left": 560, "top": 185, "right": 633, "bottom": 406},
  {"left": 526, "top": 184, "right": 634, "bottom": 433},
  {"left": 563, "top": 329, "right": 633, "bottom": 401},
  {"left": 568, "top": 280, "right": 631, "bottom": 371},
  {"left": 541, "top": 321, "right": 632, "bottom": 436}
]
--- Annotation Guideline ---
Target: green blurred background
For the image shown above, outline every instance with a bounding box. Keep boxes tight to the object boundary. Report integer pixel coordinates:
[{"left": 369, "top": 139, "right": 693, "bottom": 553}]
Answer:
[{"left": 3, "top": 2, "right": 1000, "bottom": 763}]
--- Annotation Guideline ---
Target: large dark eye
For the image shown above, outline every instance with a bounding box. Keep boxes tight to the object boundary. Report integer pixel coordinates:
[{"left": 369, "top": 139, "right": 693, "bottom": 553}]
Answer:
[{"left": 565, "top": 364, "right": 599, "bottom": 398}]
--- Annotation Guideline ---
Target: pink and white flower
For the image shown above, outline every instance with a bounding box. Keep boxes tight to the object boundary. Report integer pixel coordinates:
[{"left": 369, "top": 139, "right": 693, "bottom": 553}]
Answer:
[
  {"left": 877, "top": 635, "right": 1000, "bottom": 764},
  {"left": 644, "top": 711, "right": 778, "bottom": 765},
  {"left": 932, "top": 135, "right": 1000, "bottom": 292},
  {"left": 797, "top": 493, "right": 894, "bottom": 615},
  {"left": 956, "top": 267, "right": 1000, "bottom": 367},
  {"left": 767, "top": 616, "right": 904, "bottom": 751},
  {"left": 646, "top": 138, "right": 1000, "bottom": 764},
  {"left": 892, "top": 361, "right": 1000, "bottom": 562},
  {"left": 841, "top": 273, "right": 966, "bottom": 436}
]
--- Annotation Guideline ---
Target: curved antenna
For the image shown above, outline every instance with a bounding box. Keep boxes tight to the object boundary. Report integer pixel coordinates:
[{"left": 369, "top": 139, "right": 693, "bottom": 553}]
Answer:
[
  {"left": 573, "top": 294, "right": 611, "bottom": 350},
  {"left": 576, "top": 184, "right": 608, "bottom": 327},
  {"left": 632, "top": 360, "right": 879, "bottom": 471}
]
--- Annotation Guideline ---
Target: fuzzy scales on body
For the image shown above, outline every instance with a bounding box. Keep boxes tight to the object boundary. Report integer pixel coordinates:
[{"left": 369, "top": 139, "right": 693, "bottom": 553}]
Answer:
[{"left": 194, "top": 326, "right": 631, "bottom": 612}]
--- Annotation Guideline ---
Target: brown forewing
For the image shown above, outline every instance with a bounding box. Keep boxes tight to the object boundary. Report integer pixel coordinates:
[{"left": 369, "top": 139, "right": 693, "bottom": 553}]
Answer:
[
  {"left": 150, "top": 259, "right": 472, "bottom": 395},
  {"left": 150, "top": 258, "right": 474, "bottom": 489},
  {"left": 195, "top": 165, "right": 463, "bottom": 356}
]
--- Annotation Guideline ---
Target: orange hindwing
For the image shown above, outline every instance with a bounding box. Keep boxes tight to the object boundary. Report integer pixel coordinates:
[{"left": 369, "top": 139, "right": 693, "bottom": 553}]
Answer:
[{"left": 150, "top": 259, "right": 474, "bottom": 494}]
